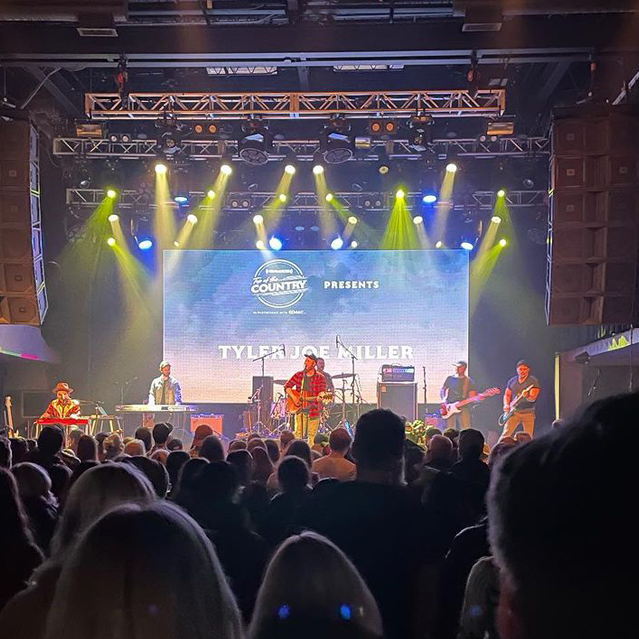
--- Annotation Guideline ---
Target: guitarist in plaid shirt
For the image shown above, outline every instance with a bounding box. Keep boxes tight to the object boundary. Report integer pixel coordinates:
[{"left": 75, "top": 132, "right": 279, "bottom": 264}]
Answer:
[{"left": 285, "top": 353, "right": 327, "bottom": 442}]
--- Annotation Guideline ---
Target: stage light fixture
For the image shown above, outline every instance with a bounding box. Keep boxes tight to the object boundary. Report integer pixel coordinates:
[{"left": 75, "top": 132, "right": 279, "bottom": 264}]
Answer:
[
  {"left": 106, "top": 189, "right": 117, "bottom": 199},
  {"left": 460, "top": 241, "right": 474, "bottom": 251},
  {"left": 322, "top": 130, "right": 354, "bottom": 164},
  {"left": 138, "top": 239, "right": 153, "bottom": 251},
  {"left": 348, "top": 216, "right": 358, "bottom": 225},
  {"left": 108, "top": 214, "right": 119, "bottom": 222},
  {"left": 377, "top": 161, "right": 390, "bottom": 175},
  {"left": 395, "top": 189, "right": 405, "bottom": 199},
  {"left": 422, "top": 193, "right": 438, "bottom": 204},
  {"left": 499, "top": 238, "right": 508, "bottom": 247},
  {"left": 187, "top": 213, "right": 198, "bottom": 224},
  {"left": 278, "top": 193, "right": 287, "bottom": 203},
  {"left": 313, "top": 164, "right": 324, "bottom": 175},
  {"left": 435, "top": 240, "right": 443, "bottom": 248},
  {"left": 107, "top": 237, "right": 116, "bottom": 247},
  {"left": 207, "top": 190, "right": 216, "bottom": 198},
  {"left": 256, "top": 240, "right": 265, "bottom": 250},
  {"left": 446, "top": 163, "right": 458, "bottom": 173},
  {"left": 239, "top": 131, "right": 270, "bottom": 165},
  {"left": 269, "top": 236, "right": 283, "bottom": 251},
  {"left": 174, "top": 195, "right": 189, "bottom": 205},
  {"left": 155, "top": 162, "right": 168, "bottom": 175},
  {"left": 497, "top": 189, "right": 506, "bottom": 198},
  {"left": 491, "top": 215, "right": 502, "bottom": 224},
  {"left": 412, "top": 215, "right": 423, "bottom": 225},
  {"left": 350, "top": 241, "right": 358, "bottom": 249},
  {"left": 284, "top": 163, "right": 296, "bottom": 175},
  {"left": 174, "top": 241, "right": 180, "bottom": 247},
  {"left": 220, "top": 163, "right": 233, "bottom": 176},
  {"left": 253, "top": 214, "right": 264, "bottom": 225},
  {"left": 331, "top": 237, "right": 344, "bottom": 250},
  {"left": 325, "top": 193, "right": 334, "bottom": 202}
]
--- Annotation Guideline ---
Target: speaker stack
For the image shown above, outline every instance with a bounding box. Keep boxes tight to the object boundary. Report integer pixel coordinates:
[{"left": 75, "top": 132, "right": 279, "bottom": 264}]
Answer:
[
  {"left": 546, "top": 107, "right": 639, "bottom": 325},
  {"left": 0, "top": 121, "right": 48, "bottom": 325}
]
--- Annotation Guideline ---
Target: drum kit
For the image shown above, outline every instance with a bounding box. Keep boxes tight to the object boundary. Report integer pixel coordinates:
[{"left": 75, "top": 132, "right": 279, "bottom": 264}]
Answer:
[{"left": 243, "top": 372, "right": 363, "bottom": 438}]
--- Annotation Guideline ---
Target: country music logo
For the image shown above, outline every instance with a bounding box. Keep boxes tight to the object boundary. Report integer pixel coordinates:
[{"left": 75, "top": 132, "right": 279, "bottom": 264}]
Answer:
[{"left": 251, "top": 259, "right": 309, "bottom": 309}]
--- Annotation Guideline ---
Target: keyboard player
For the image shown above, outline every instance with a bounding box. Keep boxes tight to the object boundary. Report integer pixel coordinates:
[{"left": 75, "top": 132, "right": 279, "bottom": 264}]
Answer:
[
  {"left": 41, "top": 382, "right": 81, "bottom": 419},
  {"left": 148, "top": 360, "right": 182, "bottom": 405}
]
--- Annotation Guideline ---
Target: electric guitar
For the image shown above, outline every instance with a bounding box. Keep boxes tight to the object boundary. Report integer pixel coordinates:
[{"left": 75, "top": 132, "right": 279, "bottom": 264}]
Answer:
[
  {"left": 286, "top": 389, "right": 332, "bottom": 415},
  {"left": 441, "top": 387, "right": 501, "bottom": 419},
  {"left": 498, "top": 384, "right": 535, "bottom": 426}
]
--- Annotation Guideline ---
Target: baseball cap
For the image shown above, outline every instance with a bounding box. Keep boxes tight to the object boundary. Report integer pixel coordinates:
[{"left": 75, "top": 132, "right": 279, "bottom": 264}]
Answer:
[
  {"left": 454, "top": 360, "right": 468, "bottom": 368},
  {"left": 304, "top": 352, "right": 318, "bottom": 362},
  {"left": 516, "top": 359, "right": 530, "bottom": 368}
]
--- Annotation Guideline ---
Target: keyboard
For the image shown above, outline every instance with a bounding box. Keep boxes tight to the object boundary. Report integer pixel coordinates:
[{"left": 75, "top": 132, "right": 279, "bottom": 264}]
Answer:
[
  {"left": 36, "top": 418, "right": 90, "bottom": 426},
  {"left": 115, "top": 404, "right": 198, "bottom": 413}
]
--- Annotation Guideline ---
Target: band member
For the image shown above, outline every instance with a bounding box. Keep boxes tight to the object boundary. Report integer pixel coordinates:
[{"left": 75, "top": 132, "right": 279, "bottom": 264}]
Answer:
[
  {"left": 501, "top": 360, "right": 541, "bottom": 439},
  {"left": 441, "top": 360, "right": 477, "bottom": 430},
  {"left": 148, "top": 360, "right": 182, "bottom": 405},
  {"left": 317, "top": 358, "right": 334, "bottom": 394},
  {"left": 41, "top": 382, "right": 81, "bottom": 419},
  {"left": 285, "top": 353, "right": 327, "bottom": 442}
]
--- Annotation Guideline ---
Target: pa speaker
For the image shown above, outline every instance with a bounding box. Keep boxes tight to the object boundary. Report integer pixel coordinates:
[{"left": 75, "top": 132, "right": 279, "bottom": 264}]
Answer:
[
  {"left": 0, "top": 122, "right": 47, "bottom": 326},
  {"left": 546, "top": 108, "right": 639, "bottom": 325}
]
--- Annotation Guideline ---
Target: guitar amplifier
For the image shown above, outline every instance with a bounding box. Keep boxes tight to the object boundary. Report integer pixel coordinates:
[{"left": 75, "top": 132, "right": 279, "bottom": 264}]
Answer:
[
  {"left": 377, "top": 382, "right": 418, "bottom": 421},
  {"left": 380, "top": 365, "right": 415, "bottom": 383},
  {"left": 190, "top": 414, "right": 223, "bottom": 436}
]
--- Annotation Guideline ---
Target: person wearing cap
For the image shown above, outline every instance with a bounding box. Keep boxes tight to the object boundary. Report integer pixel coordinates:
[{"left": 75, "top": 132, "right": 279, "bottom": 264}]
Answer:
[
  {"left": 440, "top": 360, "right": 477, "bottom": 430},
  {"left": 41, "top": 383, "right": 81, "bottom": 420},
  {"left": 500, "top": 359, "right": 541, "bottom": 440},
  {"left": 148, "top": 360, "right": 182, "bottom": 405},
  {"left": 284, "top": 353, "right": 327, "bottom": 442}
]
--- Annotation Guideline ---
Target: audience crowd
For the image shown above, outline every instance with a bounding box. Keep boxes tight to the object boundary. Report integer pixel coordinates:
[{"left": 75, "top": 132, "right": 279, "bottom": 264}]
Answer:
[{"left": 0, "top": 395, "right": 630, "bottom": 639}]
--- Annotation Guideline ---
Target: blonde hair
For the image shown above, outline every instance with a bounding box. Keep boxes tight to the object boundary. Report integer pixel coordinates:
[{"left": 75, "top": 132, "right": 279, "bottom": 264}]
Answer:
[
  {"left": 249, "top": 532, "right": 382, "bottom": 638},
  {"left": 50, "top": 463, "right": 155, "bottom": 562},
  {"left": 44, "top": 502, "right": 243, "bottom": 639}
]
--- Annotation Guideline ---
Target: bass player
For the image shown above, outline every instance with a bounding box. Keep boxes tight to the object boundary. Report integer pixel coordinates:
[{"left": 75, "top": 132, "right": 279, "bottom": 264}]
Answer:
[
  {"left": 284, "top": 353, "right": 327, "bottom": 442},
  {"left": 441, "top": 360, "right": 477, "bottom": 430},
  {"left": 500, "top": 359, "right": 541, "bottom": 440}
]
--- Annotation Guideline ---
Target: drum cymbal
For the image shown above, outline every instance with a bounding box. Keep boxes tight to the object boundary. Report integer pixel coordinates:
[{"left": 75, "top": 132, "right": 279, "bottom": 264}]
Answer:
[{"left": 332, "top": 373, "right": 355, "bottom": 380}]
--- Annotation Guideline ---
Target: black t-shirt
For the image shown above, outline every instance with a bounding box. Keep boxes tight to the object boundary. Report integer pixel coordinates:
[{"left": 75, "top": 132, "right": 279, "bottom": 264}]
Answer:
[
  {"left": 507, "top": 374, "right": 540, "bottom": 412},
  {"left": 442, "top": 376, "right": 477, "bottom": 403}
]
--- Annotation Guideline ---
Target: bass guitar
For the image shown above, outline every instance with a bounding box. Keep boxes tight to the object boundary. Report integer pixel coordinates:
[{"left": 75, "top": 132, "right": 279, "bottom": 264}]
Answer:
[
  {"left": 286, "top": 389, "right": 332, "bottom": 415},
  {"left": 441, "top": 387, "right": 500, "bottom": 420},
  {"left": 498, "top": 384, "right": 535, "bottom": 426}
]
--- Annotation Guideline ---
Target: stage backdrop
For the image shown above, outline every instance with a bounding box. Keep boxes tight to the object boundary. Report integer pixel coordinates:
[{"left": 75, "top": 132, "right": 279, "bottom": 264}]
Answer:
[{"left": 163, "top": 250, "right": 468, "bottom": 404}]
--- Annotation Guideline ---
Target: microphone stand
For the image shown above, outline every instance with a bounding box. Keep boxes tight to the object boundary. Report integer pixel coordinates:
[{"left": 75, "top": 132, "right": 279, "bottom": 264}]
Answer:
[
  {"left": 336, "top": 336, "right": 358, "bottom": 415},
  {"left": 252, "top": 345, "right": 285, "bottom": 429},
  {"left": 422, "top": 366, "right": 427, "bottom": 420},
  {"left": 115, "top": 376, "right": 138, "bottom": 405}
]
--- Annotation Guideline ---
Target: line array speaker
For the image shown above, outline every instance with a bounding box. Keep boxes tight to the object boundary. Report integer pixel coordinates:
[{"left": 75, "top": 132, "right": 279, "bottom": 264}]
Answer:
[
  {"left": 546, "top": 108, "right": 639, "bottom": 325},
  {"left": 0, "top": 121, "right": 47, "bottom": 325}
]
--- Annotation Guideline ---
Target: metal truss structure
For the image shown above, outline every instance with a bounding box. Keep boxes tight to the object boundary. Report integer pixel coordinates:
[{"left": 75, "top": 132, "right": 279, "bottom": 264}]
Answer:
[
  {"left": 84, "top": 89, "right": 505, "bottom": 120},
  {"left": 66, "top": 189, "right": 547, "bottom": 213},
  {"left": 54, "top": 136, "right": 549, "bottom": 161}
]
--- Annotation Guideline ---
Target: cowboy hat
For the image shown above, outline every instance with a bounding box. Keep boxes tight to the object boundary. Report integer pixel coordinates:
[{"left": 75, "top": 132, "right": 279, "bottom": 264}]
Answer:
[{"left": 52, "top": 382, "right": 73, "bottom": 394}]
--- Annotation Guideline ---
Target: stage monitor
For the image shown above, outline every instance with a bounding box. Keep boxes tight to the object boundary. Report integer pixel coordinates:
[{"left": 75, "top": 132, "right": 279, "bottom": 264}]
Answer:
[{"left": 163, "top": 250, "right": 468, "bottom": 404}]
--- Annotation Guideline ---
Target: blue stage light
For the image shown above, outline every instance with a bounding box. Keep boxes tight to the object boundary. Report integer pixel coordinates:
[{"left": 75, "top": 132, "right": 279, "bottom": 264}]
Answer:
[
  {"left": 138, "top": 239, "right": 153, "bottom": 251},
  {"left": 331, "top": 237, "right": 344, "bottom": 250},
  {"left": 422, "top": 193, "right": 437, "bottom": 204},
  {"left": 269, "top": 236, "right": 283, "bottom": 251}
]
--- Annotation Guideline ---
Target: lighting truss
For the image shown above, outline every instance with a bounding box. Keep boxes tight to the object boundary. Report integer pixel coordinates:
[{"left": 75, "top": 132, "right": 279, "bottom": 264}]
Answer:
[
  {"left": 53, "top": 136, "right": 549, "bottom": 160},
  {"left": 66, "top": 189, "right": 547, "bottom": 211},
  {"left": 83, "top": 89, "right": 506, "bottom": 120}
]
